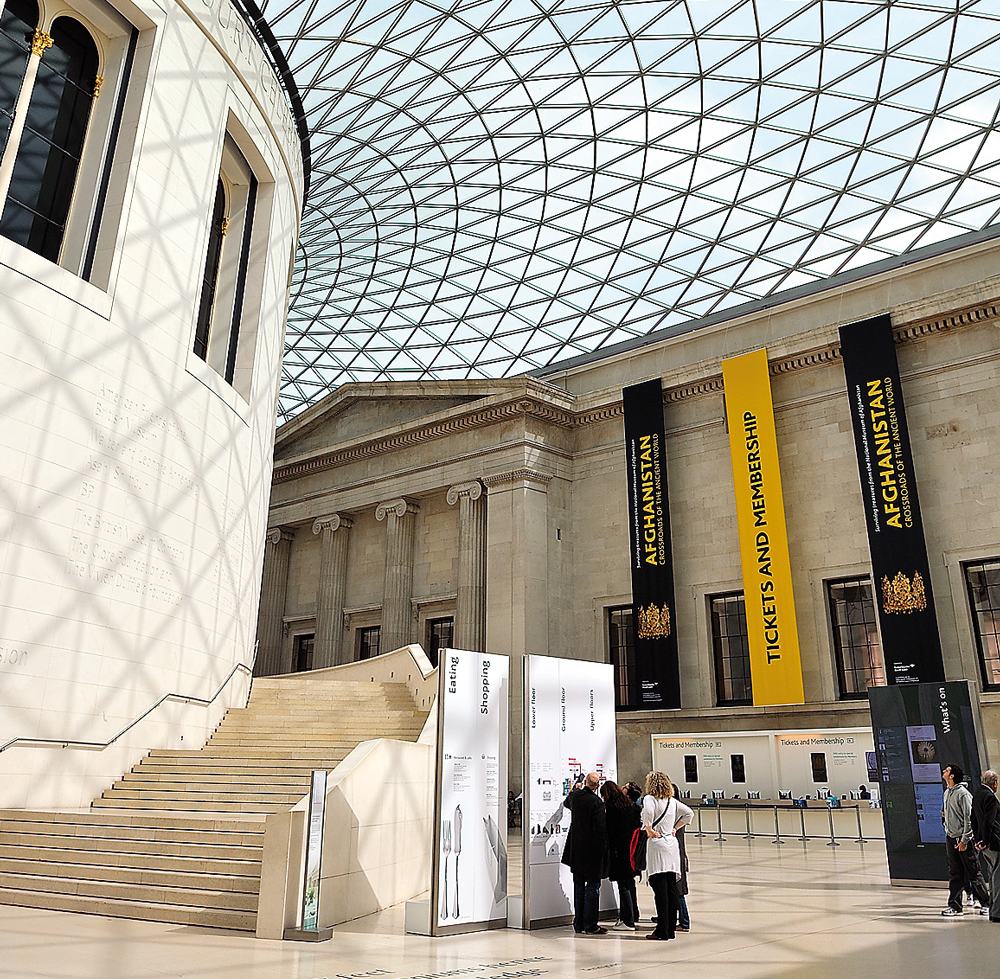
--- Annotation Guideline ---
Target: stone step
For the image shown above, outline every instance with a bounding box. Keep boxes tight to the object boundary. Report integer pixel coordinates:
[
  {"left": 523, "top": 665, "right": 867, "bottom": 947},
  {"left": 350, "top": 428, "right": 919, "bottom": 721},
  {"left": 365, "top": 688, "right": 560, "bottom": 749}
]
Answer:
[
  {"left": 99, "top": 788, "right": 304, "bottom": 804},
  {"left": 0, "top": 857, "right": 260, "bottom": 892},
  {"left": 0, "top": 809, "right": 264, "bottom": 838},
  {"left": 0, "top": 870, "right": 258, "bottom": 911},
  {"left": 132, "top": 763, "right": 330, "bottom": 778},
  {"left": 115, "top": 776, "right": 311, "bottom": 792},
  {"left": 0, "top": 886, "right": 256, "bottom": 931},
  {"left": 0, "top": 842, "right": 259, "bottom": 872},
  {"left": 90, "top": 798, "right": 289, "bottom": 814}
]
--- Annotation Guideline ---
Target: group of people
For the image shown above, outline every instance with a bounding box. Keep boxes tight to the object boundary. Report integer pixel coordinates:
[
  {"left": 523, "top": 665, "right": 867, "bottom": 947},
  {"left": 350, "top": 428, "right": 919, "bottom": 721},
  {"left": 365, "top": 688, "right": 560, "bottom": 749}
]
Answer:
[
  {"left": 561, "top": 770, "right": 693, "bottom": 939},
  {"left": 941, "top": 765, "right": 1000, "bottom": 920}
]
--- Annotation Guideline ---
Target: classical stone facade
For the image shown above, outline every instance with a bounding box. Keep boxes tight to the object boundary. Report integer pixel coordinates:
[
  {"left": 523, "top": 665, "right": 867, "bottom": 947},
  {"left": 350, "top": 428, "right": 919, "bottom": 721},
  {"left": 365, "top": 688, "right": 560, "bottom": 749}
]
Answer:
[{"left": 258, "top": 237, "right": 1000, "bottom": 783}]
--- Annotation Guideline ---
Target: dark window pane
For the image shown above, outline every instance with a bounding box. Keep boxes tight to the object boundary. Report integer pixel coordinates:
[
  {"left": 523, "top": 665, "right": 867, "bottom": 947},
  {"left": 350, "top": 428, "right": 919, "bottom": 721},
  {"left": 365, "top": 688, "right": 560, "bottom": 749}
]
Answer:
[
  {"left": 194, "top": 178, "right": 227, "bottom": 360},
  {"left": 0, "top": 0, "right": 37, "bottom": 160},
  {"left": 711, "top": 592, "right": 752, "bottom": 706},
  {"left": 829, "top": 576, "right": 885, "bottom": 698},
  {"left": 608, "top": 606, "right": 637, "bottom": 709},
  {"left": 965, "top": 559, "right": 1000, "bottom": 689},
  {"left": 425, "top": 617, "right": 453, "bottom": 668},
  {"left": 1, "top": 16, "right": 97, "bottom": 259}
]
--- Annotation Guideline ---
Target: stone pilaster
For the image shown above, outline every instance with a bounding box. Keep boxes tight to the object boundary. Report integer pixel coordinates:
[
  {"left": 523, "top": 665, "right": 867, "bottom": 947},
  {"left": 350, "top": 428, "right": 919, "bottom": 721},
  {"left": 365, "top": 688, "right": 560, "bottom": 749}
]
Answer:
[
  {"left": 375, "top": 498, "right": 420, "bottom": 653},
  {"left": 312, "top": 513, "right": 353, "bottom": 669},
  {"left": 447, "top": 480, "right": 486, "bottom": 651},
  {"left": 255, "top": 527, "right": 294, "bottom": 676}
]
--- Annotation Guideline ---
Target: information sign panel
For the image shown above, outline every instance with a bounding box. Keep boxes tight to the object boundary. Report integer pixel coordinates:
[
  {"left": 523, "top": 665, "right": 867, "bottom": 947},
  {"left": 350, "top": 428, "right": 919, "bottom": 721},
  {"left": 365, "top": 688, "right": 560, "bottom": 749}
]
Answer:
[
  {"left": 523, "top": 655, "right": 617, "bottom": 927},
  {"left": 433, "top": 648, "right": 509, "bottom": 934}
]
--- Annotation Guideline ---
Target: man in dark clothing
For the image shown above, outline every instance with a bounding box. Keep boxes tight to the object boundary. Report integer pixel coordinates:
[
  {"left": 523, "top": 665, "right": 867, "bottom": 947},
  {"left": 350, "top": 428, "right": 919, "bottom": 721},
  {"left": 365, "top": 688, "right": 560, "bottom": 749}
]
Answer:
[
  {"left": 973, "top": 769, "right": 1000, "bottom": 921},
  {"left": 941, "top": 763, "right": 991, "bottom": 916},
  {"left": 562, "top": 772, "right": 610, "bottom": 935}
]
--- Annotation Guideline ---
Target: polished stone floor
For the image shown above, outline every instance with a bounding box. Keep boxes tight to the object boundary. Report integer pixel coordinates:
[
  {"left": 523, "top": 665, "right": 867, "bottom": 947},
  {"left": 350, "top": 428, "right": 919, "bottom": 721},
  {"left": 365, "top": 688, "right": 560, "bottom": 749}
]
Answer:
[{"left": 1, "top": 837, "right": 994, "bottom": 979}]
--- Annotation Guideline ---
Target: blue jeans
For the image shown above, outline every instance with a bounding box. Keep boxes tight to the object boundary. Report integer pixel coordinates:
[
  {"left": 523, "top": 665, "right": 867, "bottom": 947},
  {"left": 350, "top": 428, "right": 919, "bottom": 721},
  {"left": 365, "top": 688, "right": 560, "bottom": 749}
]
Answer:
[
  {"left": 678, "top": 894, "right": 690, "bottom": 928},
  {"left": 615, "top": 877, "right": 638, "bottom": 927},
  {"left": 573, "top": 873, "right": 601, "bottom": 932}
]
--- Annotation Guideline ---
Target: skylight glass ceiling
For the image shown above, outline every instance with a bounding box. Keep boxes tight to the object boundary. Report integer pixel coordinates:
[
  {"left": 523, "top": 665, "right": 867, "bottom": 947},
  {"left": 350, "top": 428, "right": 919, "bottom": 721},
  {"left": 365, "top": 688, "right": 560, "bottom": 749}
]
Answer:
[{"left": 261, "top": 0, "right": 1000, "bottom": 422}]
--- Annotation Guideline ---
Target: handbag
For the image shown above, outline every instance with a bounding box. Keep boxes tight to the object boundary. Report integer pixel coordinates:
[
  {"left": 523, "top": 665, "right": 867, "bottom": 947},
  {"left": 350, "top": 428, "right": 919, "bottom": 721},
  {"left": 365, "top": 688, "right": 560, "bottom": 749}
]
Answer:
[{"left": 629, "top": 802, "right": 669, "bottom": 873}]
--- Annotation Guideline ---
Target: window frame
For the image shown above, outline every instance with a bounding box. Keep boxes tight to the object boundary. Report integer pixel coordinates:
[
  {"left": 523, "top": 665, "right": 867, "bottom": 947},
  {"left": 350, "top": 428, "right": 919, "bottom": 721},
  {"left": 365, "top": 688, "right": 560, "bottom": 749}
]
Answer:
[
  {"left": 963, "top": 557, "right": 1000, "bottom": 690},
  {"left": 0, "top": 0, "right": 141, "bottom": 279},
  {"left": 424, "top": 616, "right": 453, "bottom": 669},
  {"left": 709, "top": 591, "right": 752, "bottom": 707},
  {"left": 606, "top": 604, "right": 637, "bottom": 710},
  {"left": 827, "top": 575, "right": 886, "bottom": 699},
  {"left": 356, "top": 624, "right": 381, "bottom": 661}
]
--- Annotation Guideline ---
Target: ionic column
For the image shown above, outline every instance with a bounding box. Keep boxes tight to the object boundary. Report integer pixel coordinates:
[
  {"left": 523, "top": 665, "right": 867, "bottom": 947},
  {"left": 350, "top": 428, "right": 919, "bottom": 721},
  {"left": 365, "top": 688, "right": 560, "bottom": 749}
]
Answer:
[
  {"left": 447, "top": 480, "right": 486, "bottom": 650},
  {"left": 255, "top": 527, "right": 294, "bottom": 676},
  {"left": 312, "top": 513, "right": 353, "bottom": 669},
  {"left": 375, "top": 498, "right": 420, "bottom": 653}
]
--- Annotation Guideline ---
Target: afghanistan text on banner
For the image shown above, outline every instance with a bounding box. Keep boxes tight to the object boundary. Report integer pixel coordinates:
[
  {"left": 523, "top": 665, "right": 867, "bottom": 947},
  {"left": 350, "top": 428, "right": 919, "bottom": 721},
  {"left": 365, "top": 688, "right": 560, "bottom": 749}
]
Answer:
[
  {"left": 722, "top": 349, "right": 805, "bottom": 707},
  {"left": 839, "top": 315, "right": 944, "bottom": 684},
  {"left": 622, "top": 378, "right": 681, "bottom": 709}
]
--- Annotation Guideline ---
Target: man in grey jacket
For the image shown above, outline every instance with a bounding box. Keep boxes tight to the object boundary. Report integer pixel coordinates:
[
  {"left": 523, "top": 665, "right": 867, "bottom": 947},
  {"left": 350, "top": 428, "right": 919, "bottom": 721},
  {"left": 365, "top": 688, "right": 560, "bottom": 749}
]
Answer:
[{"left": 941, "top": 764, "right": 991, "bottom": 916}]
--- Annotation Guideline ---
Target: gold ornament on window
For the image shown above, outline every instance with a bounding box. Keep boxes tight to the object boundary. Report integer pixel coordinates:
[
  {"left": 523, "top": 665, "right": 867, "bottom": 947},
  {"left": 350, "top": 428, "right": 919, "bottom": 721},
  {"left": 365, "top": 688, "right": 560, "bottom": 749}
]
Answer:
[
  {"left": 31, "top": 30, "right": 53, "bottom": 57},
  {"left": 881, "top": 571, "right": 927, "bottom": 614},
  {"left": 637, "top": 603, "right": 671, "bottom": 639},
  {"left": 93, "top": 75, "right": 103, "bottom": 99},
  {"left": 220, "top": 217, "right": 230, "bottom": 236}
]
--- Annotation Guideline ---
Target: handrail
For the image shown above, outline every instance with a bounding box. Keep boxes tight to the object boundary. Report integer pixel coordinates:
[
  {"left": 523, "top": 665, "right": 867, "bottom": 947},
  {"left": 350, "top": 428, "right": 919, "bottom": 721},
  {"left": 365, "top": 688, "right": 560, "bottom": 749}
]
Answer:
[{"left": 0, "top": 658, "right": 254, "bottom": 754}]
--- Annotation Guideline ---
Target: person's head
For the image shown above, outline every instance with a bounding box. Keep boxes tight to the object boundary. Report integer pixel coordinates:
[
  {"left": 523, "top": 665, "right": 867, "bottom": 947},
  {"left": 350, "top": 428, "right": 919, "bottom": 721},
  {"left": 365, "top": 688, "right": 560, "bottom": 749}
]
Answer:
[
  {"left": 645, "top": 771, "right": 673, "bottom": 799},
  {"left": 943, "top": 764, "right": 964, "bottom": 788},
  {"left": 983, "top": 770, "right": 999, "bottom": 792},
  {"left": 585, "top": 772, "right": 600, "bottom": 792},
  {"left": 623, "top": 781, "right": 642, "bottom": 804},
  {"left": 600, "top": 779, "right": 631, "bottom": 811}
]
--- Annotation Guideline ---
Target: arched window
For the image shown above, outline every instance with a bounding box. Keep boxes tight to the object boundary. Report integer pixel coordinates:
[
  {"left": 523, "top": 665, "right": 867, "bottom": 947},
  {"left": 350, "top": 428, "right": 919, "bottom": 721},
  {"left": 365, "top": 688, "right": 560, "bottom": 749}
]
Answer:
[
  {"left": 194, "top": 178, "right": 228, "bottom": 362},
  {"left": 0, "top": 0, "right": 39, "bottom": 159},
  {"left": 0, "top": 15, "right": 99, "bottom": 260}
]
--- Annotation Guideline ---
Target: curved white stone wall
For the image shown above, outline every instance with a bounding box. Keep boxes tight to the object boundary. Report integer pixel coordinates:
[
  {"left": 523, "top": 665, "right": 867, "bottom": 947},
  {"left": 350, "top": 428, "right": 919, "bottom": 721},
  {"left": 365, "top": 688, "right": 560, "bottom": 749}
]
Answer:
[{"left": 0, "top": 0, "right": 302, "bottom": 807}]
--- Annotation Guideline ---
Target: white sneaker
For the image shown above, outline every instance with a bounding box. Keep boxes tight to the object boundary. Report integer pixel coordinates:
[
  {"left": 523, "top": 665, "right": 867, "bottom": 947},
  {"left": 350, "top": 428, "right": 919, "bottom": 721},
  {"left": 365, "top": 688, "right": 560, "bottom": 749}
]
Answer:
[
  {"left": 941, "top": 907, "right": 964, "bottom": 917},
  {"left": 611, "top": 921, "right": 636, "bottom": 931}
]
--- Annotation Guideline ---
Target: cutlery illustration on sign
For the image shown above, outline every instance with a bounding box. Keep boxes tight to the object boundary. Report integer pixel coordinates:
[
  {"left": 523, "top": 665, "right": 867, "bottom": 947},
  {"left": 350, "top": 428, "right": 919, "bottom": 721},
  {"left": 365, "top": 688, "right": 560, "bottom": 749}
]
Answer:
[
  {"left": 440, "top": 819, "right": 451, "bottom": 919},
  {"left": 452, "top": 804, "right": 462, "bottom": 917}
]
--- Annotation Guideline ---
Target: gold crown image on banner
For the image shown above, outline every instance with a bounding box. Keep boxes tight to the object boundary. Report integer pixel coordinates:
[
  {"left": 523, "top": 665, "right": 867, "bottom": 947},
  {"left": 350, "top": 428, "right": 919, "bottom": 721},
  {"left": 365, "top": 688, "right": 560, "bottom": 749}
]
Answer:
[
  {"left": 637, "top": 603, "right": 671, "bottom": 639},
  {"left": 881, "top": 571, "right": 927, "bottom": 614}
]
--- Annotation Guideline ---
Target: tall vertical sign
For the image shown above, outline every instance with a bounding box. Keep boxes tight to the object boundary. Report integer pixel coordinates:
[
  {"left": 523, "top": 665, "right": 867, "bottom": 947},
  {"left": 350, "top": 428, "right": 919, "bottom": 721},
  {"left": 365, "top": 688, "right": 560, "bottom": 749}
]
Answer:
[
  {"left": 622, "top": 378, "right": 681, "bottom": 709},
  {"left": 522, "top": 656, "right": 617, "bottom": 928},
  {"left": 722, "top": 349, "right": 805, "bottom": 707},
  {"left": 839, "top": 315, "right": 944, "bottom": 684},
  {"left": 432, "top": 648, "right": 509, "bottom": 935}
]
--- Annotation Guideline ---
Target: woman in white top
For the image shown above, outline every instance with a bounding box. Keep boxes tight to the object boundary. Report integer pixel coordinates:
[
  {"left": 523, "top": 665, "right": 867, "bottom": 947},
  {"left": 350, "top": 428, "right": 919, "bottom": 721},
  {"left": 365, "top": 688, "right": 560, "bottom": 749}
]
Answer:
[{"left": 642, "top": 771, "right": 694, "bottom": 940}]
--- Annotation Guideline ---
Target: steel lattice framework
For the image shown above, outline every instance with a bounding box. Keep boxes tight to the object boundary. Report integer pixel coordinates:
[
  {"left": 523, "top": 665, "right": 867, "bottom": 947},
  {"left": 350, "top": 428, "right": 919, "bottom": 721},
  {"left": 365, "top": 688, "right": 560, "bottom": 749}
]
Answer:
[{"left": 260, "top": 0, "right": 1000, "bottom": 422}]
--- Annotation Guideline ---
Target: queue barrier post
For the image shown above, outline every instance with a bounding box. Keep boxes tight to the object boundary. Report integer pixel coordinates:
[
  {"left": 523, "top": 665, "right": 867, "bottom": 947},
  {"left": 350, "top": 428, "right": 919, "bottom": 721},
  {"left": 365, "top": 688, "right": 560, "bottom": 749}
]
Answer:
[
  {"left": 742, "top": 803, "right": 753, "bottom": 840},
  {"left": 854, "top": 804, "right": 868, "bottom": 845},
  {"left": 771, "top": 805, "right": 785, "bottom": 845},
  {"left": 798, "top": 805, "right": 808, "bottom": 842},
  {"left": 826, "top": 805, "right": 841, "bottom": 847},
  {"left": 692, "top": 805, "right": 706, "bottom": 838},
  {"left": 714, "top": 804, "right": 726, "bottom": 842}
]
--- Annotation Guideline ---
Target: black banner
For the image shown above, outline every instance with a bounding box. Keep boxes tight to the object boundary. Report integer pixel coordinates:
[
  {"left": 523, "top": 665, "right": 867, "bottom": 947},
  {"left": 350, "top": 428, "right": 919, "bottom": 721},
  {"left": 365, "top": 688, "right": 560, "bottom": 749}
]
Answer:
[
  {"left": 622, "top": 378, "right": 680, "bottom": 709},
  {"left": 840, "top": 314, "right": 944, "bottom": 684}
]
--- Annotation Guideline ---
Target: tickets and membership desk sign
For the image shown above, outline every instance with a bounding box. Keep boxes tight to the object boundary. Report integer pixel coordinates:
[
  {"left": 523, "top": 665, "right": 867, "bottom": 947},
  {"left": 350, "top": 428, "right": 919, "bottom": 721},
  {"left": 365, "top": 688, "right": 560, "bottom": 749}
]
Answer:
[
  {"left": 433, "top": 648, "right": 509, "bottom": 935},
  {"left": 722, "top": 348, "right": 805, "bottom": 707}
]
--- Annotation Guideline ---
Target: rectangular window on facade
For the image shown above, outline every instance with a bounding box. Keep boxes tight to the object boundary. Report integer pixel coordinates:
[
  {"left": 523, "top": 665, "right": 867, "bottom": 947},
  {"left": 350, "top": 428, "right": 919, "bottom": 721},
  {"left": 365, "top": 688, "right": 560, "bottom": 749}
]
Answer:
[
  {"left": 710, "top": 592, "right": 752, "bottom": 706},
  {"left": 607, "top": 606, "right": 637, "bottom": 710},
  {"left": 357, "top": 625, "right": 380, "bottom": 661},
  {"left": 293, "top": 633, "right": 314, "bottom": 672},
  {"left": 828, "top": 576, "right": 885, "bottom": 698},
  {"left": 964, "top": 559, "right": 1000, "bottom": 688},
  {"left": 425, "top": 616, "right": 453, "bottom": 668}
]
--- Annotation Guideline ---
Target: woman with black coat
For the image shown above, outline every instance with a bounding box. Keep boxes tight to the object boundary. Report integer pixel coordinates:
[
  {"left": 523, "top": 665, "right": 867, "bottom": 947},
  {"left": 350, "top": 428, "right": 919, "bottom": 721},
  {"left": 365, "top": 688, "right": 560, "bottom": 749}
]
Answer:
[{"left": 600, "top": 779, "right": 641, "bottom": 931}]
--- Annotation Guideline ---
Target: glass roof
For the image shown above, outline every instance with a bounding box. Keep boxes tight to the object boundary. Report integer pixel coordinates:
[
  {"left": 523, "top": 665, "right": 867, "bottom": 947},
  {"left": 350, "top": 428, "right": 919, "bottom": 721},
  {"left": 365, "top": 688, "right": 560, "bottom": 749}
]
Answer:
[{"left": 260, "top": 0, "right": 1000, "bottom": 422}]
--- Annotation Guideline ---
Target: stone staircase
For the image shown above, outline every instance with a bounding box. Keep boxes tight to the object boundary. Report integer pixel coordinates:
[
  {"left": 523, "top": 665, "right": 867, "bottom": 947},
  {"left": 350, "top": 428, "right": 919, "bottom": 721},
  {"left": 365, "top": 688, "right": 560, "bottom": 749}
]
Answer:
[{"left": 0, "top": 676, "right": 429, "bottom": 931}]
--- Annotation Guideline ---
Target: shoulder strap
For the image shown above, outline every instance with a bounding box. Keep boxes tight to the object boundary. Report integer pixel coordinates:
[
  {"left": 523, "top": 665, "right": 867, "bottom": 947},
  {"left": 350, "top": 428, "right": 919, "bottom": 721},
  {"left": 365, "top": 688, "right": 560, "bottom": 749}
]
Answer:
[{"left": 651, "top": 799, "right": 670, "bottom": 828}]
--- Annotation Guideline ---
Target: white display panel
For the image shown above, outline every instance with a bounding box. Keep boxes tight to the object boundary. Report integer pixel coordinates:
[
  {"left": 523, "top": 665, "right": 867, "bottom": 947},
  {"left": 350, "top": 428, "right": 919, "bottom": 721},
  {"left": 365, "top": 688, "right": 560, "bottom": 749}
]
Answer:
[
  {"left": 523, "top": 655, "right": 617, "bottom": 927},
  {"left": 434, "top": 648, "right": 508, "bottom": 933}
]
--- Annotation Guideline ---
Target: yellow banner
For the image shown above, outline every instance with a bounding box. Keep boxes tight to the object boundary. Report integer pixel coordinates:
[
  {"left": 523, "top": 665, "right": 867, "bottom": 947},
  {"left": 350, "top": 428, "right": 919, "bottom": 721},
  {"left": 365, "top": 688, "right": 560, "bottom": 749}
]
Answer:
[{"left": 722, "top": 349, "right": 804, "bottom": 707}]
